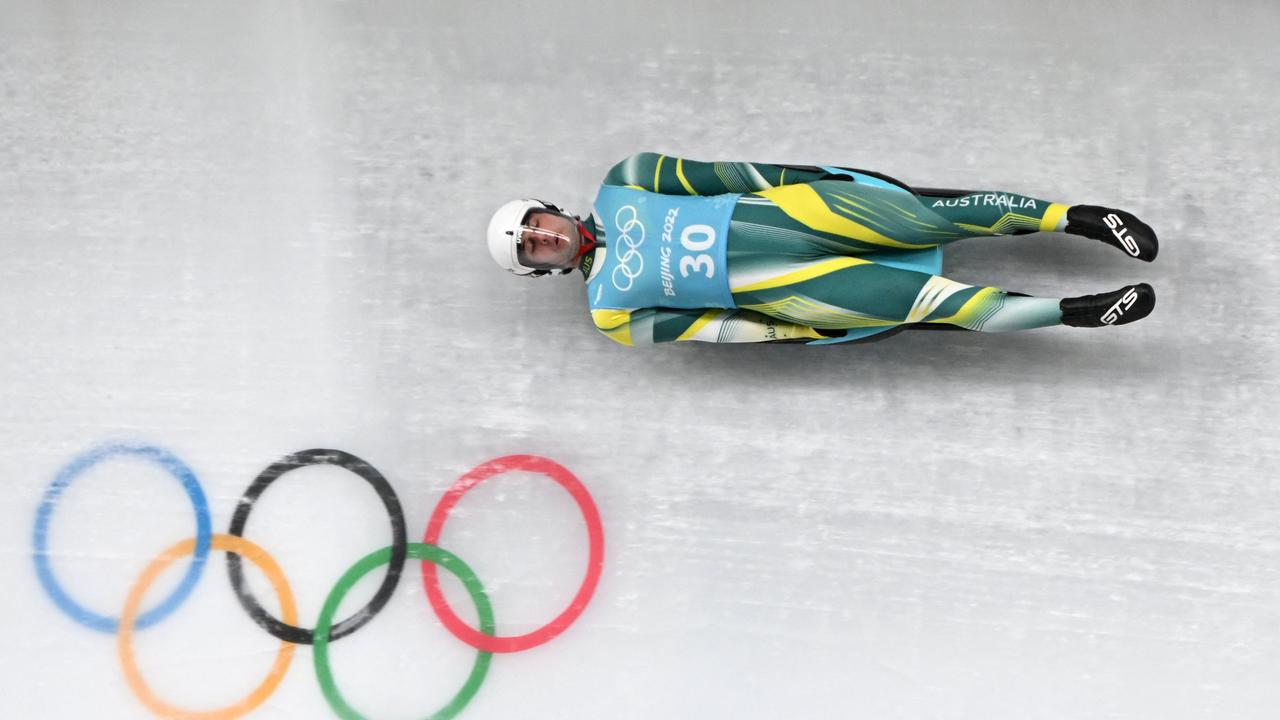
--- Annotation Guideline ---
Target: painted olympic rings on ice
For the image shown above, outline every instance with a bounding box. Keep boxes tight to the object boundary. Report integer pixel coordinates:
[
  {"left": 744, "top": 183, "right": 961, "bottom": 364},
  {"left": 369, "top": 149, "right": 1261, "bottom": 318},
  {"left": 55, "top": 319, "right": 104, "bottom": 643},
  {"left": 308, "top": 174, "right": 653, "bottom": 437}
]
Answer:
[
  {"left": 33, "top": 443, "right": 213, "bottom": 633},
  {"left": 119, "top": 534, "right": 298, "bottom": 720},
  {"left": 422, "top": 454, "right": 605, "bottom": 653},
  {"left": 315, "top": 543, "right": 494, "bottom": 720},
  {"left": 227, "top": 448, "right": 408, "bottom": 645},
  {"left": 31, "top": 443, "right": 604, "bottom": 719}
]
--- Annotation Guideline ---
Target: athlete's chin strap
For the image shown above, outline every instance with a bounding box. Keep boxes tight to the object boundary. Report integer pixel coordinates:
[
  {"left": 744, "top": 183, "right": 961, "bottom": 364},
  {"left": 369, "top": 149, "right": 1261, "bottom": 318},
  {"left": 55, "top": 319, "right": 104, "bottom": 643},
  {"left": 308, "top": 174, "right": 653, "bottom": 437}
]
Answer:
[{"left": 574, "top": 220, "right": 598, "bottom": 259}]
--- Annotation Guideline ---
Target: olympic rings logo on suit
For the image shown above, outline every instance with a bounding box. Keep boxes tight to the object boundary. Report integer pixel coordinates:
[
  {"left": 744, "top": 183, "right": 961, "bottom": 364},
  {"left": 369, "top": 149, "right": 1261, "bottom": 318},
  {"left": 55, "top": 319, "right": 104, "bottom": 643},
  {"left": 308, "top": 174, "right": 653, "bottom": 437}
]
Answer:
[
  {"left": 31, "top": 443, "right": 606, "bottom": 720},
  {"left": 610, "top": 204, "right": 646, "bottom": 292}
]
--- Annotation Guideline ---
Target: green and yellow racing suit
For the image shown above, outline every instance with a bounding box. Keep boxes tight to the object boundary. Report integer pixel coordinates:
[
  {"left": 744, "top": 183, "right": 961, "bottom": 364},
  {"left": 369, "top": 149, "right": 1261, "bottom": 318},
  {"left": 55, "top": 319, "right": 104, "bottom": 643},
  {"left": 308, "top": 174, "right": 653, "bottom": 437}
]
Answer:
[{"left": 580, "top": 152, "right": 1073, "bottom": 345}]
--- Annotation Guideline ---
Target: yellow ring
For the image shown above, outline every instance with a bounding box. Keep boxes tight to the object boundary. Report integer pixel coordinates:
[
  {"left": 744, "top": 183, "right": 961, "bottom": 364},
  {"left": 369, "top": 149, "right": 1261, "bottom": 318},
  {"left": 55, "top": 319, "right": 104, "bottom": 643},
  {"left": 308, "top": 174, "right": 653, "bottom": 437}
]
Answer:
[{"left": 117, "top": 534, "right": 298, "bottom": 719}]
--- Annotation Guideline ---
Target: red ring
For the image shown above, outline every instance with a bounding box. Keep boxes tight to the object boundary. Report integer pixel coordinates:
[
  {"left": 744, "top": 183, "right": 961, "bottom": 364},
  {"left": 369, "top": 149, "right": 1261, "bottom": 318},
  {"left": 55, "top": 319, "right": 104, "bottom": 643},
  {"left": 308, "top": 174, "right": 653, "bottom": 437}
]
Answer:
[{"left": 421, "top": 454, "right": 604, "bottom": 653}]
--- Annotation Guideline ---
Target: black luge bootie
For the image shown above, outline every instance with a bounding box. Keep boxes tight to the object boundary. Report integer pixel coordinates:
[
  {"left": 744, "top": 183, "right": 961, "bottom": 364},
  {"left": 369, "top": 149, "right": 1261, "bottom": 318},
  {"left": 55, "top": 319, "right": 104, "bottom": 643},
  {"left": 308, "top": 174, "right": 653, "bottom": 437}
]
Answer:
[
  {"left": 1065, "top": 205, "right": 1159, "bottom": 262},
  {"left": 1060, "top": 283, "right": 1156, "bottom": 327}
]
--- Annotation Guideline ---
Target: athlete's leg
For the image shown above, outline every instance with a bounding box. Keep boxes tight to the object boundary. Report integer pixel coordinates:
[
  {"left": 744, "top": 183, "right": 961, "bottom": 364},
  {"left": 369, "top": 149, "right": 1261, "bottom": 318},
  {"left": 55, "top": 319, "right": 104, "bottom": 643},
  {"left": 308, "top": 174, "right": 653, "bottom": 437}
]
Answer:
[
  {"left": 737, "top": 180, "right": 1069, "bottom": 254},
  {"left": 727, "top": 255, "right": 1155, "bottom": 331},
  {"left": 916, "top": 187, "right": 1158, "bottom": 261},
  {"left": 914, "top": 188, "right": 1065, "bottom": 236},
  {"left": 733, "top": 180, "right": 1157, "bottom": 261},
  {"left": 733, "top": 181, "right": 970, "bottom": 255}
]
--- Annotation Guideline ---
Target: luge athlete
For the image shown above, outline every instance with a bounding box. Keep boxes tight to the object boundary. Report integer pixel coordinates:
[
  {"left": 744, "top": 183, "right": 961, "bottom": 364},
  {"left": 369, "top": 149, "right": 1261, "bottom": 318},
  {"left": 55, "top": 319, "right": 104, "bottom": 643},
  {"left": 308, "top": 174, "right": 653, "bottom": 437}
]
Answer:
[{"left": 486, "top": 152, "right": 1157, "bottom": 345}]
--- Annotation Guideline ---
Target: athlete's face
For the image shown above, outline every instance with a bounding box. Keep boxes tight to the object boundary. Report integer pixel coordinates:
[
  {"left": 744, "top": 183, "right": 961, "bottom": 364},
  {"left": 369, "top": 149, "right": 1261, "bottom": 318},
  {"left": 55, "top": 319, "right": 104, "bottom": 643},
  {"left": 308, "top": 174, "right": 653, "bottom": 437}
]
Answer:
[{"left": 517, "top": 210, "right": 582, "bottom": 270}]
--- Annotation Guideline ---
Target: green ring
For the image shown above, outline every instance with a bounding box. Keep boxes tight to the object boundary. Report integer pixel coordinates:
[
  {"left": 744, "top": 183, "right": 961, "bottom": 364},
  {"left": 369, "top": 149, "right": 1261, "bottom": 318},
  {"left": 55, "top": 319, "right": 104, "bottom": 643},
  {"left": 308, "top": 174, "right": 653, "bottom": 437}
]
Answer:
[{"left": 313, "top": 543, "right": 495, "bottom": 720}]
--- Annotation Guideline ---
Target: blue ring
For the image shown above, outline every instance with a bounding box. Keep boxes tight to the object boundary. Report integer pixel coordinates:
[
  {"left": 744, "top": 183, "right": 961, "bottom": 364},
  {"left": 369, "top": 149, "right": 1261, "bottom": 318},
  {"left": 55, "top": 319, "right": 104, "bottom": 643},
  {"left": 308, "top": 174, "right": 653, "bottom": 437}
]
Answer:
[{"left": 32, "top": 444, "right": 212, "bottom": 633}]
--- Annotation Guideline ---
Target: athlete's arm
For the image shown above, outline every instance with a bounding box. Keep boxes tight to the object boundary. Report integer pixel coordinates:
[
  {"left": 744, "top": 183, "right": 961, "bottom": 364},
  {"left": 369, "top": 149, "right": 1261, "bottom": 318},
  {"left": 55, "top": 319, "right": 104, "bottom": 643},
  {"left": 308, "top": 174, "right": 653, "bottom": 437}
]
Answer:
[
  {"left": 591, "top": 307, "right": 827, "bottom": 345},
  {"left": 602, "top": 152, "right": 832, "bottom": 196}
]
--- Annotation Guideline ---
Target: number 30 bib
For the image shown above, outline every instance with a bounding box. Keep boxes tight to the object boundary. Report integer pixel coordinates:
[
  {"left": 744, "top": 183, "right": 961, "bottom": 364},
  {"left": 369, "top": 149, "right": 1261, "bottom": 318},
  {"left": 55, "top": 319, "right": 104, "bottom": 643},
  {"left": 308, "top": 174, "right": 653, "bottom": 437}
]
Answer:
[{"left": 586, "top": 185, "right": 740, "bottom": 310}]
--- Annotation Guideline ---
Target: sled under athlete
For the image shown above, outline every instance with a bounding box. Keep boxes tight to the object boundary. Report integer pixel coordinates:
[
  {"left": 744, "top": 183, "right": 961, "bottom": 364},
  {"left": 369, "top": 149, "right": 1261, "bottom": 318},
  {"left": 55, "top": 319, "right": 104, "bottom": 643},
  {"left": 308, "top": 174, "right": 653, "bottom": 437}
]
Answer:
[{"left": 486, "top": 152, "right": 1158, "bottom": 345}]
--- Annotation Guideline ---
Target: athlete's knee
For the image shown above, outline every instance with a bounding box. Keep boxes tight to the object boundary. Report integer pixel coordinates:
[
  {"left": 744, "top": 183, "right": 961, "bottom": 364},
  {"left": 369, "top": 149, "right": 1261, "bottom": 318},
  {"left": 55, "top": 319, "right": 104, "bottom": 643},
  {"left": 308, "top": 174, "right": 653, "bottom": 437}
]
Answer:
[{"left": 933, "top": 288, "right": 1062, "bottom": 332}]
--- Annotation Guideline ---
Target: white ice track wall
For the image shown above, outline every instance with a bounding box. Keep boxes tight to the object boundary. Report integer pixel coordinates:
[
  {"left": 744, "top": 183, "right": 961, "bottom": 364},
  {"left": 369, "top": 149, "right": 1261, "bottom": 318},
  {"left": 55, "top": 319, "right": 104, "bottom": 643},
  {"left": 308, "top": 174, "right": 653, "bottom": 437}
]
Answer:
[{"left": 1, "top": 1, "right": 1278, "bottom": 719}]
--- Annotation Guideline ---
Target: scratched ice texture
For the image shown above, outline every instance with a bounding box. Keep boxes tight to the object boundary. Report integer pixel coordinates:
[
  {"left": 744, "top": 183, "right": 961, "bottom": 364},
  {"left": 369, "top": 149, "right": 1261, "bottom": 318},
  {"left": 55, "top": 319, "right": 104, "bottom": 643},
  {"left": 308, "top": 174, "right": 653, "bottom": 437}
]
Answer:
[{"left": 1, "top": 1, "right": 1277, "bottom": 718}]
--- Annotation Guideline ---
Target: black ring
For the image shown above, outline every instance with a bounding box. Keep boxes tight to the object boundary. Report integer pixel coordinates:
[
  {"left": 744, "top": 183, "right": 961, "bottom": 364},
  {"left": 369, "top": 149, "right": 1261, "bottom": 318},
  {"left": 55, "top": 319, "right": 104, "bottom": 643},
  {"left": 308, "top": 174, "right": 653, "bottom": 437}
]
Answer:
[{"left": 226, "top": 448, "right": 407, "bottom": 645}]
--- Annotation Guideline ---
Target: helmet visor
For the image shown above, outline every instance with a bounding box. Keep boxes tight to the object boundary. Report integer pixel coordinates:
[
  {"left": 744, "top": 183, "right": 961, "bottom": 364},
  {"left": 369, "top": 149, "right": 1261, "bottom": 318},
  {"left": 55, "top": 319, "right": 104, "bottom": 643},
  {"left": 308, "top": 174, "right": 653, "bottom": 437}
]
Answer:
[{"left": 514, "top": 210, "right": 581, "bottom": 270}]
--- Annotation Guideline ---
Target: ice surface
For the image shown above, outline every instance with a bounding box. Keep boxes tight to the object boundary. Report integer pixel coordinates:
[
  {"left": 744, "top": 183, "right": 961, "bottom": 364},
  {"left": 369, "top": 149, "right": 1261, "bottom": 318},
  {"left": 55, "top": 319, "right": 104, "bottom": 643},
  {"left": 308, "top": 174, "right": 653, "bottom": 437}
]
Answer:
[{"left": 1, "top": 1, "right": 1278, "bottom": 718}]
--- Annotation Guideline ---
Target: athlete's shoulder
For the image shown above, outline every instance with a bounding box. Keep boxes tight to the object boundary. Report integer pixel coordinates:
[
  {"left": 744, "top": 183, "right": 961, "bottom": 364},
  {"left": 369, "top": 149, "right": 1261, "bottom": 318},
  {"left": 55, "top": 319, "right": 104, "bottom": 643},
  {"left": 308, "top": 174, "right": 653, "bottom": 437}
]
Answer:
[
  {"left": 602, "top": 151, "right": 671, "bottom": 188},
  {"left": 590, "top": 308, "right": 634, "bottom": 346}
]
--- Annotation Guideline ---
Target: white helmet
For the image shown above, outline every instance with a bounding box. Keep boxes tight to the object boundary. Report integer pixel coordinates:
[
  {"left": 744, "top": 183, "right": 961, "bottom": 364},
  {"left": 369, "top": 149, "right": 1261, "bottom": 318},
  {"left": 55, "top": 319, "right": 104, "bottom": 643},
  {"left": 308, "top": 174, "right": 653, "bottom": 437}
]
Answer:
[{"left": 486, "top": 198, "right": 578, "bottom": 276}]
